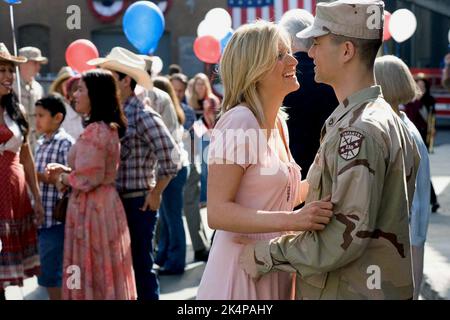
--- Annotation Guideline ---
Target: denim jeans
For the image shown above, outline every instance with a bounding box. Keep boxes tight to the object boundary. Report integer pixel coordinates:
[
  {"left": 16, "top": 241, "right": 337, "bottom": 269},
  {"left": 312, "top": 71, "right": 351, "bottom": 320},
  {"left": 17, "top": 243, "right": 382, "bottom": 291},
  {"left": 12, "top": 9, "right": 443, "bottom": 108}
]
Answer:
[
  {"left": 156, "top": 166, "right": 188, "bottom": 272},
  {"left": 121, "top": 195, "right": 159, "bottom": 300},
  {"left": 37, "top": 224, "right": 65, "bottom": 288}
]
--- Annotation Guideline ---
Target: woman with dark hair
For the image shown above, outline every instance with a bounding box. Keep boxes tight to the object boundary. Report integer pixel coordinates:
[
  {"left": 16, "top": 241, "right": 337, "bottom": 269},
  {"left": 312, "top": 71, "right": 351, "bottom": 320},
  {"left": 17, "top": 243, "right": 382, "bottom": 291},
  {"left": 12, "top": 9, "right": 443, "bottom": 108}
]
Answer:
[
  {"left": 405, "top": 75, "right": 436, "bottom": 149},
  {"left": 0, "top": 43, "right": 44, "bottom": 300},
  {"left": 405, "top": 74, "right": 440, "bottom": 213},
  {"left": 47, "top": 69, "right": 136, "bottom": 299}
]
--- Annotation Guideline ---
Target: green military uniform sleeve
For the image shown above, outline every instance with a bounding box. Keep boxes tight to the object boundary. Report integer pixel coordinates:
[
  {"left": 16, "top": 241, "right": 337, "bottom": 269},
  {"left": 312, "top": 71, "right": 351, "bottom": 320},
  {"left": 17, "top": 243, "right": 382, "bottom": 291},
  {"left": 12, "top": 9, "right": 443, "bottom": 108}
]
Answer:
[{"left": 254, "top": 128, "right": 388, "bottom": 278}]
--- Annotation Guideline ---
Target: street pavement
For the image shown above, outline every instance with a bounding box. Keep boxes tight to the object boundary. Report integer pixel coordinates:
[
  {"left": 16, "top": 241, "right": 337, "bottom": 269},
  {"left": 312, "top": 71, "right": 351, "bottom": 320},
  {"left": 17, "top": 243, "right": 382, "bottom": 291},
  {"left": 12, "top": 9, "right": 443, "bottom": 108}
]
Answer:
[
  {"left": 5, "top": 127, "right": 450, "bottom": 300},
  {"left": 4, "top": 209, "right": 213, "bottom": 300},
  {"left": 421, "top": 126, "right": 450, "bottom": 300}
]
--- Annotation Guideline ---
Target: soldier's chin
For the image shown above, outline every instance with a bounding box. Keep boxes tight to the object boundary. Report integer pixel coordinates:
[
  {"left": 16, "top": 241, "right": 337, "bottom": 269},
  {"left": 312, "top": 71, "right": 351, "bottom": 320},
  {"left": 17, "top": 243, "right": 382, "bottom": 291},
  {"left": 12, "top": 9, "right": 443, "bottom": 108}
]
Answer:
[{"left": 314, "top": 74, "right": 328, "bottom": 85}]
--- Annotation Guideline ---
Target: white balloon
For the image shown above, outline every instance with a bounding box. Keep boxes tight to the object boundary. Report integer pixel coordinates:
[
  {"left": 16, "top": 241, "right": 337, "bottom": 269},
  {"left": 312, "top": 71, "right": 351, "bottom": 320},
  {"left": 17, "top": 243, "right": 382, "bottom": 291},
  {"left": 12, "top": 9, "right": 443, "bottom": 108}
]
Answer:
[
  {"left": 205, "top": 8, "right": 232, "bottom": 30},
  {"left": 197, "top": 20, "right": 210, "bottom": 37},
  {"left": 151, "top": 56, "right": 163, "bottom": 76},
  {"left": 197, "top": 18, "right": 229, "bottom": 40},
  {"left": 389, "top": 9, "right": 417, "bottom": 43}
]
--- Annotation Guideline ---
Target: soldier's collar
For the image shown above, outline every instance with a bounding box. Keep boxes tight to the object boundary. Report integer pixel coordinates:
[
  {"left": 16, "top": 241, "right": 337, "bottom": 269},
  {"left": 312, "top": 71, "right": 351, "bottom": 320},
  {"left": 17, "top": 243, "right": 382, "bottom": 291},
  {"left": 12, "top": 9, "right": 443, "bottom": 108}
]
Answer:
[
  {"left": 326, "top": 86, "right": 382, "bottom": 128},
  {"left": 343, "top": 86, "right": 382, "bottom": 109}
]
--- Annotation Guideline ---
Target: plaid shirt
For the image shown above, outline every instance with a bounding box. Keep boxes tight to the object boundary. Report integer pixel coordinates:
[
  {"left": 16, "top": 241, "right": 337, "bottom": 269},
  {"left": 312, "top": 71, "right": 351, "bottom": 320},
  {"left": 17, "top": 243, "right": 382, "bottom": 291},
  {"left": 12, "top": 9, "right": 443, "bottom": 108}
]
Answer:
[
  {"left": 35, "top": 128, "right": 74, "bottom": 228},
  {"left": 117, "top": 95, "right": 180, "bottom": 192}
]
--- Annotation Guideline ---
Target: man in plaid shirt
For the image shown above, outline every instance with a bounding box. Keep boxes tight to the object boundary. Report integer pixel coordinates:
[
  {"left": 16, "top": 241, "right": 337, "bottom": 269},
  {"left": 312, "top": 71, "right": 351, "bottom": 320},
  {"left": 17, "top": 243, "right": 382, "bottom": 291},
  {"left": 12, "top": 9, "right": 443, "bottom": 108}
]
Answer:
[
  {"left": 88, "top": 47, "right": 181, "bottom": 300},
  {"left": 34, "top": 95, "right": 74, "bottom": 300}
]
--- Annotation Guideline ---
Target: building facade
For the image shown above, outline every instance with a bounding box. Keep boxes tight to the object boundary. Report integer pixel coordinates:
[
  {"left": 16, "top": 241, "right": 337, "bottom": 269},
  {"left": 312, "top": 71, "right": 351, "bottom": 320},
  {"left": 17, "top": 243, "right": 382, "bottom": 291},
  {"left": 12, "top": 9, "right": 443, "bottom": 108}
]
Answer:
[
  {"left": 0, "top": 0, "right": 227, "bottom": 77},
  {"left": 1, "top": 0, "right": 449, "bottom": 78}
]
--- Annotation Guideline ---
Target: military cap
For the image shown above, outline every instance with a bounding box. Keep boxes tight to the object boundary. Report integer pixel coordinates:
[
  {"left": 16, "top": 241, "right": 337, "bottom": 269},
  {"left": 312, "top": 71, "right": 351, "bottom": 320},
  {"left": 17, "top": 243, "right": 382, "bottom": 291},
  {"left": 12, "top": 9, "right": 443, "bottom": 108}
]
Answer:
[{"left": 297, "top": 0, "right": 385, "bottom": 40}]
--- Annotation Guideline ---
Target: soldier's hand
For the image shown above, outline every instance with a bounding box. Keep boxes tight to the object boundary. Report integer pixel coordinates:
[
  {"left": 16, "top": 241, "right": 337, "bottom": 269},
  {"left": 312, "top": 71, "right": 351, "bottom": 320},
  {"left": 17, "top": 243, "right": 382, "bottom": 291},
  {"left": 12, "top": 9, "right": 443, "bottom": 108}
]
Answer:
[
  {"left": 238, "top": 242, "right": 262, "bottom": 280},
  {"left": 291, "top": 195, "right": 333, "bottom": 231}
]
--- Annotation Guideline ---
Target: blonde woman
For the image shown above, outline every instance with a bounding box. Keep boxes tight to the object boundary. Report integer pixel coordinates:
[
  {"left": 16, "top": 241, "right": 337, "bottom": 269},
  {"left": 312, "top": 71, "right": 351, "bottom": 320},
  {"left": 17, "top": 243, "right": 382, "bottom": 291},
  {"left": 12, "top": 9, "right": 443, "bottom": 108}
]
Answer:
[
  {"left": 188, "top": 73, "right": 220, "bottom": 206},
  {"left": 196, "top": 21, "right": 333, "bottom": 300},
  {"left": 188, "top": 73, "right": 220, "bottom": 129},
  {"left": 374, "top": 55, "right": 431, "bottom": 300}
]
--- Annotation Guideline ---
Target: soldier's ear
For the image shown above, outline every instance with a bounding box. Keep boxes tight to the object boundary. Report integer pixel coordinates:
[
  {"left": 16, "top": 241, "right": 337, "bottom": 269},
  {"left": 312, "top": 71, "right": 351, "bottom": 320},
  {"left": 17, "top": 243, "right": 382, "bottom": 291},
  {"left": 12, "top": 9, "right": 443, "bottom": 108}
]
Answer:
[{"left": 342, "top": 41, "right": 356, "bottom": 63}]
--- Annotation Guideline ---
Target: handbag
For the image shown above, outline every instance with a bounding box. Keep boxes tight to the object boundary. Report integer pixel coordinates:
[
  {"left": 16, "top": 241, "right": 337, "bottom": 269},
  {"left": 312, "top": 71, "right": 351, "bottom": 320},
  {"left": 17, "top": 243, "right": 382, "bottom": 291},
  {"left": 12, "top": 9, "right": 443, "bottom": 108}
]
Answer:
[{"left": 53, "top": 193, "right": 69, "bottom": 223}]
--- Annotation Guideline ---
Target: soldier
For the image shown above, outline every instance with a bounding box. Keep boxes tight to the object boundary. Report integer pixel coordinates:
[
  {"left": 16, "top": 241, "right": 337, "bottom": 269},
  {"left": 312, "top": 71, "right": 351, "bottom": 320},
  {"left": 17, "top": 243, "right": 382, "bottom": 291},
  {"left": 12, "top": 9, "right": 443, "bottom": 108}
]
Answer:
[
  {"left": 15, "top": 47, "right": 48, "bottom": 152},
  {"left": 237, "top": 0, "right": 420, "bottom": 300}
]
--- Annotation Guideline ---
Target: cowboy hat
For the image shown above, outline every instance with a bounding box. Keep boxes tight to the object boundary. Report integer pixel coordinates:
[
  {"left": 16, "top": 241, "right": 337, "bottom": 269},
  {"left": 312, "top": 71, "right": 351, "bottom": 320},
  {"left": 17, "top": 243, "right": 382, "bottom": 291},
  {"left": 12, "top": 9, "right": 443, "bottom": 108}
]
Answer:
[
  {"left": 88, "top": 47, "right": 152, "bottom": 90},
  {"left": 19, "top": 46, "right": 48, "bottom": 64},
  {"left": 0, "top": 42, "right": 27, "bottom": 65},
  {"left": 49, "top": 66, "right": 76, "bottom": 94}
]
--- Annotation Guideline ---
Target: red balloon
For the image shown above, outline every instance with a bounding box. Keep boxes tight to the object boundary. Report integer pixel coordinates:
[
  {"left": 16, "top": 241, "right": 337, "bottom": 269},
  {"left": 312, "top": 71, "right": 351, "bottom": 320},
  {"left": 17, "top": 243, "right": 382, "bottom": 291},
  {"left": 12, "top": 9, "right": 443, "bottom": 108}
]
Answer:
[
  {"left": 193, "top": 36, "right": 221, "bottom": 64},
  {"left": 65, "top": 39, "right": 99, "bottom": 73},
  {"left": 383, "top": 11, "right": 392, "bottom": 42}
]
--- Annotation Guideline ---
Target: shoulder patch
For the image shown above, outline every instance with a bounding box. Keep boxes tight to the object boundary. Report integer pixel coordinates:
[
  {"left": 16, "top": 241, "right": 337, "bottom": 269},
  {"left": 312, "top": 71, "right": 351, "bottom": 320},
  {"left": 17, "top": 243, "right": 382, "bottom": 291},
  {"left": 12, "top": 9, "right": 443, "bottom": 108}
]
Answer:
[{"left": 339, "top": 131, "right": 364, "bottom": 160}]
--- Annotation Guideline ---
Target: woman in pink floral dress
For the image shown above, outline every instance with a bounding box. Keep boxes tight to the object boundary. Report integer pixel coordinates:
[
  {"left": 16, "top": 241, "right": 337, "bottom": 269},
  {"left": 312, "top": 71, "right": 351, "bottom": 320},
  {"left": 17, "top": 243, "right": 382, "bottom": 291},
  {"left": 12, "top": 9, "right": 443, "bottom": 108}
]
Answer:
[{"left": 48, "top": 70, "right": 136, "bottom": 300}]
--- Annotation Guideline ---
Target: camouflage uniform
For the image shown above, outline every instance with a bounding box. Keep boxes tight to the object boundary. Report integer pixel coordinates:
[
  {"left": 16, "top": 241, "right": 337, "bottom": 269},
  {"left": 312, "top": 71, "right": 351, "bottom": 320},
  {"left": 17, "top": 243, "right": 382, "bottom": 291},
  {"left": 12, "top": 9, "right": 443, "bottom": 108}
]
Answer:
[
  {"left": 240, "top": 0, "right": 420, "bottom": 300},
  {"left": 250, "top": 86, "right": 419, "bottom": 299}
]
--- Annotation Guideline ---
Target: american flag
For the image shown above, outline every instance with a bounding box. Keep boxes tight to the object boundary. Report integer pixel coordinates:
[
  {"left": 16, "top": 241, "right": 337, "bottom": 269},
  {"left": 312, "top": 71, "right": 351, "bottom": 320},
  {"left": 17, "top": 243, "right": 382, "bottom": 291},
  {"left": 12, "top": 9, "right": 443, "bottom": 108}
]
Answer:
[{"left": 228, "top": 0, "right": 317, "bottom": 29}]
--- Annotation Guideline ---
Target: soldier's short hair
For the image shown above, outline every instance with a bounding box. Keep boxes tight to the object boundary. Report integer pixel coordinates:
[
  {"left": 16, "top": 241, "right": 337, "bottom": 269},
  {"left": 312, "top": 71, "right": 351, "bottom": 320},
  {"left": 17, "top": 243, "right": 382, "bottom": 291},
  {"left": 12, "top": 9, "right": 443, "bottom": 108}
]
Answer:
[
  {"left": 329, "top": 34, "right": 382, "bottom": 71},
  {"left": 374, "top": 55, "right": 422, "bottom": 107}
]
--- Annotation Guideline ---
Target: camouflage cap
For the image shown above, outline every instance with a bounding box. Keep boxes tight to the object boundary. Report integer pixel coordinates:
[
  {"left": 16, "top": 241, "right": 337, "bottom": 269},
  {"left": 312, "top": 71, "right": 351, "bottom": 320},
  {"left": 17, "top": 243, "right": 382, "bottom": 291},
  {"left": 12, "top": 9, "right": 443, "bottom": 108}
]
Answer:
[{"left": 297, "top": 0, "right": 385, "bottom": 40}]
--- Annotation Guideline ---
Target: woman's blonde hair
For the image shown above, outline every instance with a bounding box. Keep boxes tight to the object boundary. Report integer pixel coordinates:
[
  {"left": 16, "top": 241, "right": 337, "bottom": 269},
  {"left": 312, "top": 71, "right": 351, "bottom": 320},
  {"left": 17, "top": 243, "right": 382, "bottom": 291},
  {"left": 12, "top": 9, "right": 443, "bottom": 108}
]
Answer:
[
  {"left": 374, "top": 55, "right": 422, "bottom": 107},
  {"left": 188, "top": 73, "right": 215, "bottom": 110},
  {"left": 220, "top": 20, "right": 290, "bottom": 126}
]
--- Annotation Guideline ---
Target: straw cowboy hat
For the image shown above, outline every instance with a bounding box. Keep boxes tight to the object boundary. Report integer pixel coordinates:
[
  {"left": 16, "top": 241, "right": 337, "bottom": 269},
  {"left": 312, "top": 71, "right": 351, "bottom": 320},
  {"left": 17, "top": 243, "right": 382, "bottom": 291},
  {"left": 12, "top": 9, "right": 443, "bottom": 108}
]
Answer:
[
  {"left": 0, "top": 42, "right": 27, "bottom": 65},
  {"left": 49, "top": 66, "right": 76, "bottom": 94},
  {"left": 88, "top": 47, "right": 152, "bottom": 90},
  {"left": 19, "top": 46, "right": 48, "bottom": 64}
]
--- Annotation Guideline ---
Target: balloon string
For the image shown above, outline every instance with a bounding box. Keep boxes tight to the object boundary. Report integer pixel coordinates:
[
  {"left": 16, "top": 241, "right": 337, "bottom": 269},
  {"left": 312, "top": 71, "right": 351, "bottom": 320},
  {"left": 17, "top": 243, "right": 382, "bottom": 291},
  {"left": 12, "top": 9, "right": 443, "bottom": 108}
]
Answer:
[{"left": 9, "top": 4, "right": 21, "bottom": 105}]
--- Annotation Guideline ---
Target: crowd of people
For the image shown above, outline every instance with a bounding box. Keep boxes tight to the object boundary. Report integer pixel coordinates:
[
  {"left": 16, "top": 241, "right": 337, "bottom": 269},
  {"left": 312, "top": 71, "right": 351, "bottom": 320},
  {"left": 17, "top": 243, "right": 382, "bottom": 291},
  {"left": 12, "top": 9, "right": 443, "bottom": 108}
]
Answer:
[
  {"left": 0, "top": 0, "right": 445, "bottom": 300},
  {"left": 0, "top": 40, "right": 219, "bottom": 300}
]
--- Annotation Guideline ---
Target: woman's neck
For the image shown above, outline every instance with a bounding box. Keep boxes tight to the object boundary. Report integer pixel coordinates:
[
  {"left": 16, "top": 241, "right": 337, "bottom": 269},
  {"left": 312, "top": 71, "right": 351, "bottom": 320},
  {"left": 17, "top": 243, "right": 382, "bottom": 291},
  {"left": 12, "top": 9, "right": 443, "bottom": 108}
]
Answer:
[{"left": 259, "top": 91, "right": 283, "bottom": 130}]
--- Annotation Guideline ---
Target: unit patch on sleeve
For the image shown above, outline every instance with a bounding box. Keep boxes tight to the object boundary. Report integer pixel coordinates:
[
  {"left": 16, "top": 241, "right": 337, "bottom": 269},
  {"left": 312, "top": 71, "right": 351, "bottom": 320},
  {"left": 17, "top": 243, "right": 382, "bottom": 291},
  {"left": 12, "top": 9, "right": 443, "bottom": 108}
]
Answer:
[{"left": 339, "top": 131, "right": 364, "bottom": 160}]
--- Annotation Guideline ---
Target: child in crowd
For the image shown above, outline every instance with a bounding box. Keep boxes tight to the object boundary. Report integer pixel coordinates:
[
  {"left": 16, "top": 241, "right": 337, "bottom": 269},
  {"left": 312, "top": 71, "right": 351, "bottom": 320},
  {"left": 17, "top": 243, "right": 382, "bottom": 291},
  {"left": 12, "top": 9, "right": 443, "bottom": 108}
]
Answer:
[{"left": 34, "top": 94, "right": 74, "bottom": 300}]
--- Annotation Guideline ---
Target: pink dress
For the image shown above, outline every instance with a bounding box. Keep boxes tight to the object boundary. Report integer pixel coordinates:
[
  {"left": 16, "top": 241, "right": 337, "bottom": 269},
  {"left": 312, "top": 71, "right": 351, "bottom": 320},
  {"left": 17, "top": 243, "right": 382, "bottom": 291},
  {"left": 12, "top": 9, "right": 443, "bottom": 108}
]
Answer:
[
  {"left": 197, "top": 106, "right": 305, "bottom": 300},
  {"left": 62, "top": 122, "right": 136, "bottom": 300}
]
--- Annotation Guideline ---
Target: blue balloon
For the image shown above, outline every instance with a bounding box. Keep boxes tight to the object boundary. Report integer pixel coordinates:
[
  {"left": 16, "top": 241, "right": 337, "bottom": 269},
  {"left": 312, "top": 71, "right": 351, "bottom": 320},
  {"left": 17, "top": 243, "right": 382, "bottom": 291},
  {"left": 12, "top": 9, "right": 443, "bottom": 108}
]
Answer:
[
  {"left": 220, "top": 30, "right": 233, "bottom": 54},
  {"left": 148, "top": 40, "right": 159, "bottom": 55},
  {"left": 123, "top": 1, "right": 165, "bottom": 54}
]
